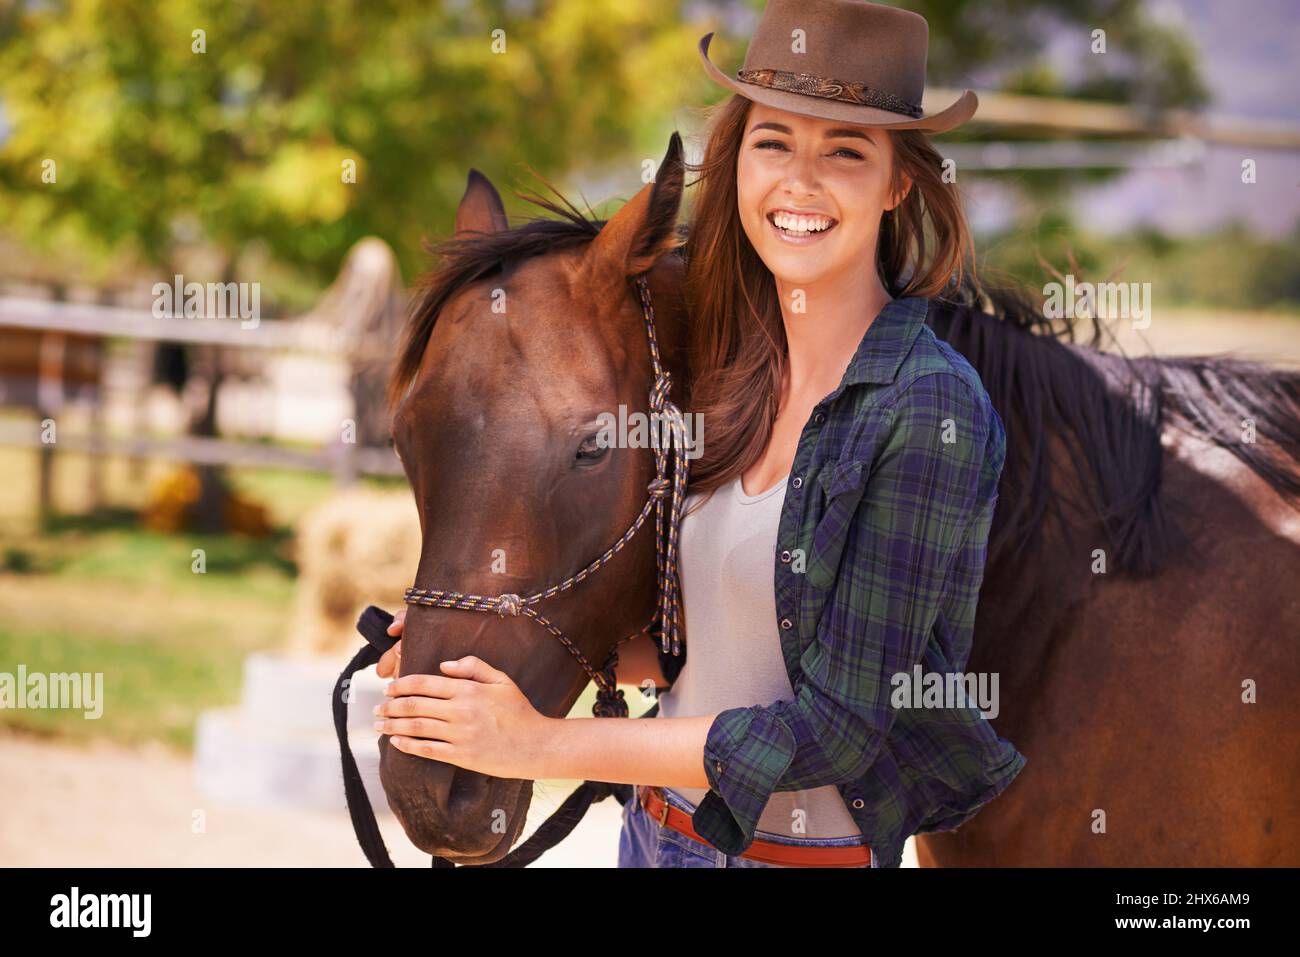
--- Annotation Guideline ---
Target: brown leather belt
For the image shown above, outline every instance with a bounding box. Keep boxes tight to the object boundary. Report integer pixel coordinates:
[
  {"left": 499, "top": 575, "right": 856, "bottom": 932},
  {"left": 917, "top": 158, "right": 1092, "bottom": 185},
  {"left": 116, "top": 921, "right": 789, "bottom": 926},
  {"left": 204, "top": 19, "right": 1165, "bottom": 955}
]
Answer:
[{"left": 637, "top": 785, "right": 872, "bottom": 868}]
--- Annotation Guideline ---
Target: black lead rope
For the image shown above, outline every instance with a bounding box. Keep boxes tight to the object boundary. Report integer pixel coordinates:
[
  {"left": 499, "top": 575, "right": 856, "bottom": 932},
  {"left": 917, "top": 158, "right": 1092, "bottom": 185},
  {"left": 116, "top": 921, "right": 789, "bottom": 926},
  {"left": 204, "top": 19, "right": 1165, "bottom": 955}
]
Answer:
[
  {"left": 333, "top": 605, "right": 639, "bottom": 868},
  {"left": 332, "top": 605, "right": 401, "bottom": 868}
]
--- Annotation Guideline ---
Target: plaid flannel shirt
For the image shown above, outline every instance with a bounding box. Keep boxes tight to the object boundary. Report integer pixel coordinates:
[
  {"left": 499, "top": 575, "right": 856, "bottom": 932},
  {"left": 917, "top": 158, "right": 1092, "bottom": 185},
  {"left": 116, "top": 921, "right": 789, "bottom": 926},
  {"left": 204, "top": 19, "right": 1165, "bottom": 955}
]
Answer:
[{"left": 662, "top": 295, "right": 1026, "bottom": 868}]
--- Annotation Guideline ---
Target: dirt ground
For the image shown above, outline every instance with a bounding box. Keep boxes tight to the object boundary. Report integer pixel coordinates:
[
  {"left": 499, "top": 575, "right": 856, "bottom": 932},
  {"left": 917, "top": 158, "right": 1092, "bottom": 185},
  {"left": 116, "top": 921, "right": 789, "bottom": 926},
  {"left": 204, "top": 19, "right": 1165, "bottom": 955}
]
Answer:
[
  {"left": 1102, "top": 308, "right": 1300, "bottom": 367},
  {"left": 0, "top": 727, "right": 918, "bottom": 867},
  {"left": 0, "top": 727, "right": 625, "bottom": 867}
]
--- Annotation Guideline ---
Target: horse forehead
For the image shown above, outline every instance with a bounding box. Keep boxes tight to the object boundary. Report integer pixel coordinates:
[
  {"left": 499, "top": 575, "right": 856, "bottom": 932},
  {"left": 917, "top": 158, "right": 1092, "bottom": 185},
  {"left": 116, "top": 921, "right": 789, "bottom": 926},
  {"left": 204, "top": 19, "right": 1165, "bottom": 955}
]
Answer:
[
  {"left": 492, "top": 262, "right": 633, "bottom": 379},
  {"left": 525, "top": 261, "right": 629, "bottom": 341},
  {"left": 401, "top": 313, "right": 623, "bottom": 433},
  {"left": 421, "top": 282, "right": 599, "bottom": 372}
]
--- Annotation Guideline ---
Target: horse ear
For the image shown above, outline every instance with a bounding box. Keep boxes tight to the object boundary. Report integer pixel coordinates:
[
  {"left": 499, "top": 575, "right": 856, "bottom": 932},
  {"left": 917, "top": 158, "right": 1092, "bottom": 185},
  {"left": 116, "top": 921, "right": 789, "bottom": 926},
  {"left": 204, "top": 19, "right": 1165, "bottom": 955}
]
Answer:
[
  {"left": 454, "top": 169, "right": 509, "bottom": 238},
  {"left": 585, "top": 132, "right": 685, "bottom": 280}
]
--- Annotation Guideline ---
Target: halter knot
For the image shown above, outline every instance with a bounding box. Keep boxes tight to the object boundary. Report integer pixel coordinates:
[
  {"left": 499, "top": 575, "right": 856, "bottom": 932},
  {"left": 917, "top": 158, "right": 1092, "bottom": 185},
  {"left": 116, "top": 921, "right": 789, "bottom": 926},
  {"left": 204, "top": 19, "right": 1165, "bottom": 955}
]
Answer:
[
  {"left": 495, "top": 593, "right": 524, "bottom": 617},
  {"left": 647, "top": 477, "right": 670, "bottom": 499},
  {"left": 651, "top": 371, "right": 673, "bottom": 407}
]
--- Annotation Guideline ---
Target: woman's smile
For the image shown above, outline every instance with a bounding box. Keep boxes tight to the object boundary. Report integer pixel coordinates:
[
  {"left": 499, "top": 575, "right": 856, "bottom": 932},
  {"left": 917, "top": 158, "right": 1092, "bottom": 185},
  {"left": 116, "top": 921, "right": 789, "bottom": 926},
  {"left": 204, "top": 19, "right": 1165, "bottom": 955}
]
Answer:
[{"left": 766, "top": 207, "right": 839, "bottom": 245}]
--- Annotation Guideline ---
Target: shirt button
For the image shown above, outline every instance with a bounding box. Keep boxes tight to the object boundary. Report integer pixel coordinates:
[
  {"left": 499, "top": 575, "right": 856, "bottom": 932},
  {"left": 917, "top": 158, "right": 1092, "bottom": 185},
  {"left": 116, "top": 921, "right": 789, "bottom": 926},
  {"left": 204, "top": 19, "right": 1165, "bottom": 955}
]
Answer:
[
  {"left": 852, "top": 798, "right": 865, "bottom": 809},
  {"left": 813, "top": 411, "right": 825, "bottom": 424},
  {"left": 791, "top": 476, "right": 803, "bottom": 489},
  {"left": 779, "top": 549, "right": 792, "bottom": 563},
  {"left": 780, "top": 617, "right": 793, "bottom": 630},
  {"left": 714, "top": 761, "right": 723, "bottom": 774}
]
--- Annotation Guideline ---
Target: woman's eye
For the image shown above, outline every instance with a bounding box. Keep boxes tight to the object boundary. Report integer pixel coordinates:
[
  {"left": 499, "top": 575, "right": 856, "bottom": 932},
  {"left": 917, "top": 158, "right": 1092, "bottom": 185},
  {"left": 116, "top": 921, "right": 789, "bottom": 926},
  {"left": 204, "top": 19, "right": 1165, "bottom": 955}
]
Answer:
[{"left": 754, "top": 140, "right": 862, "bottom": 160}]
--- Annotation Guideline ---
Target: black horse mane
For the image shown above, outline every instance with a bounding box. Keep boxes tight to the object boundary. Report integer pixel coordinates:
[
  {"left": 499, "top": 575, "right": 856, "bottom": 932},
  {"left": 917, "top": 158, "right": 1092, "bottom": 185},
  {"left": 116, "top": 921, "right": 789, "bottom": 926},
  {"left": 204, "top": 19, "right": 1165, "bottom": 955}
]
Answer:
[
  {"left": 394, "top": 190, "right": 1300, "bottom": 582},
  {"left": 929, "top": 278, "right": 1300, "bottom": 578}
]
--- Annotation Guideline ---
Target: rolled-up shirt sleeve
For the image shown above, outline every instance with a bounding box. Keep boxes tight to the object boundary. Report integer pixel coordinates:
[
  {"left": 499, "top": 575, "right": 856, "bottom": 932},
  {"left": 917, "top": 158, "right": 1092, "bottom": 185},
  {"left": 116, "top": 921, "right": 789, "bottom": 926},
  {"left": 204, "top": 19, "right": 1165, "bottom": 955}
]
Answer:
[{"left": 691, "top": 371, "right": 998, "bottom": 854}]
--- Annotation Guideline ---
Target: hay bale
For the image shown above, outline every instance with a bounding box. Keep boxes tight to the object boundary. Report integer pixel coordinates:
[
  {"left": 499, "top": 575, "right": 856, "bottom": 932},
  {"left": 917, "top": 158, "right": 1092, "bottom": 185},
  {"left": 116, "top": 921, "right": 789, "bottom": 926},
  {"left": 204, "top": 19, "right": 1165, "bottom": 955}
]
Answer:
[{"left": 286, "top": 487, "right": 421, "bottom": 658}]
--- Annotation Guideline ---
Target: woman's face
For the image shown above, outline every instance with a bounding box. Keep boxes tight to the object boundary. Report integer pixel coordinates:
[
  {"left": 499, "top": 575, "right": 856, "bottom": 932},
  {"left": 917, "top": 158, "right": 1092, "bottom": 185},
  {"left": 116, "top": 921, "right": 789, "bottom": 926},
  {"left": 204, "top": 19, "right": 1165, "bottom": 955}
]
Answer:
[{"left": 736, "top": 100, "right": 903, "bottom": 290}]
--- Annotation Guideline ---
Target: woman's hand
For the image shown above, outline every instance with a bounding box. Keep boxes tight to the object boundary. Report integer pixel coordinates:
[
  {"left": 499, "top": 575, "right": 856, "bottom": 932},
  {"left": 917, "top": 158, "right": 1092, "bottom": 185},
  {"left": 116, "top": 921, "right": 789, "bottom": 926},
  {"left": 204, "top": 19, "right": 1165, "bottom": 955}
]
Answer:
[
  {"left": 373, "top": 656, "right": 551, "bottom": 780},
  {"left": 376, "top": 609, "right": 404, "bottom": 679}
]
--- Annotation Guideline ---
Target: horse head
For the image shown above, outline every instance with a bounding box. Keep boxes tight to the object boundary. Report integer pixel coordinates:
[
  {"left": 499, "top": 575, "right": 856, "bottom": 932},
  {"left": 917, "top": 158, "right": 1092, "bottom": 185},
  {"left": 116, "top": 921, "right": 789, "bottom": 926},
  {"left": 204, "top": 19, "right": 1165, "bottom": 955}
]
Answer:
[{"left": 380, "top": 134, "right": 689, "bottom": 862}]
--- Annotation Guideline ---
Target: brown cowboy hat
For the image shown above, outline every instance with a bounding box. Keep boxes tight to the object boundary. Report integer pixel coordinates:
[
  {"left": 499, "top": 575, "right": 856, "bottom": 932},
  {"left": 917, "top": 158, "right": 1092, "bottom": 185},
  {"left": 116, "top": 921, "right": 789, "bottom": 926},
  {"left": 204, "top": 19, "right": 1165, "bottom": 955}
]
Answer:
[{"left": 698, "top": 0, "right": 977, "bottom": 133}]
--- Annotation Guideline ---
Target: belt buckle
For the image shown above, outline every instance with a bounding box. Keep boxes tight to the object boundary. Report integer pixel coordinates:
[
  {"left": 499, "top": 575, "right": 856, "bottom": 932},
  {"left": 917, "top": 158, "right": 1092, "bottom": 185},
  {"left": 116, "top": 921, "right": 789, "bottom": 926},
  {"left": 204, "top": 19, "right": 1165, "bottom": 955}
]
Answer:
[{"left": 655, "top": 789, "right": 670, "bottom": 827}]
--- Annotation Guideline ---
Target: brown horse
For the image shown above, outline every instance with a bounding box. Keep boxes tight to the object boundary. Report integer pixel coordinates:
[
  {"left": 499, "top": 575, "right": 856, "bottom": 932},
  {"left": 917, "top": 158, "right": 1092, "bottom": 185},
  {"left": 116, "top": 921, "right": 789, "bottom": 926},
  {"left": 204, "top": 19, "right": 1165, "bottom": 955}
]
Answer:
[
  {"left": 382, "top": 133, "right": 1300, "bottom": 865},
  {"left": 379, "top": 134, "right": 690, "bottom": 862},
  {"left": 916, "top": 290, "right": 1300, "bottom": 866}
]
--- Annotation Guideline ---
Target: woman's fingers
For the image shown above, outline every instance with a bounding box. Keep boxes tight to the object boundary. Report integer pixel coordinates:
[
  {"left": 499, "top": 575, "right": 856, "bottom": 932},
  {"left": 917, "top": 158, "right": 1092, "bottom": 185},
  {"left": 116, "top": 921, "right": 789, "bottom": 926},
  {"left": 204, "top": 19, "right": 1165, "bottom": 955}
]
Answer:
[
  {"left": 376, "top": 610, "right": 406, "bottom": 678},
  {"left": 376, "top": 640, "right": 401, "bottom": 679},
  {"left": 373, "top": 716, "right": 450, "bottom": 741},
  {"left": 381, "top": 693, "right": 452, "bottom": 718}
]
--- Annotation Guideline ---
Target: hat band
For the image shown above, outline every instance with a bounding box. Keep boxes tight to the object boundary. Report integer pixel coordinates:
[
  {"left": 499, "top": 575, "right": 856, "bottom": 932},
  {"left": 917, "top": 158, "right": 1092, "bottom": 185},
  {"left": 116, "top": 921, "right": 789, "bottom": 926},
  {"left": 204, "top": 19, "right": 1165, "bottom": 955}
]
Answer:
[{"left": 736, "top": 67, "right": 923, "bottom": 118}]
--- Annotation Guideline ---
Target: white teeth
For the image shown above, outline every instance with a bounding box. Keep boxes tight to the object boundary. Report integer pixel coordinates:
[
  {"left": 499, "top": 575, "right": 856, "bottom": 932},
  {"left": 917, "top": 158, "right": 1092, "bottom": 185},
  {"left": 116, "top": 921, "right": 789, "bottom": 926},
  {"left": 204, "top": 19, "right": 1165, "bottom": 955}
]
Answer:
[{"left": 771, "top": 211, "right": 834, "bottom": 234}]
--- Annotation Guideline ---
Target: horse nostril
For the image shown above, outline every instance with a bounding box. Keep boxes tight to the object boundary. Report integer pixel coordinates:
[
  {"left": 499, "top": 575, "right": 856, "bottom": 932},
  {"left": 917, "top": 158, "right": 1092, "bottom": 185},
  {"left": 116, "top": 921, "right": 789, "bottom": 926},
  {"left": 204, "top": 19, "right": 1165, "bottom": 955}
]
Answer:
[{"left": 447, "top": 770, "right": 491, "bottom": 817}]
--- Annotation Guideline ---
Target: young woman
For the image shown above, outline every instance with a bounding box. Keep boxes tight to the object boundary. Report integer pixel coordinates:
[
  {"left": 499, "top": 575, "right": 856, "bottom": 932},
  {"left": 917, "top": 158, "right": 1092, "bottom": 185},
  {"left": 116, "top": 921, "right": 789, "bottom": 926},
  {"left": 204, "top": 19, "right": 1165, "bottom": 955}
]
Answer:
[{"left": 374, "top": 0, "right": 1027, "bottom": 868}]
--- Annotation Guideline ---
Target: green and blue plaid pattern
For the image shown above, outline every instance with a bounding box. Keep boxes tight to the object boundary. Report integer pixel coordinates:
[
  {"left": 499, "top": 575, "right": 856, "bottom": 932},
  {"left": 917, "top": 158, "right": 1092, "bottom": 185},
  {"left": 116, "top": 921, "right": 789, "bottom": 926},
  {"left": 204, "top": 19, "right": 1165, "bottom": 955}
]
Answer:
[{"left": 688, "top": 296, "right": 1027, "bottom": 868}]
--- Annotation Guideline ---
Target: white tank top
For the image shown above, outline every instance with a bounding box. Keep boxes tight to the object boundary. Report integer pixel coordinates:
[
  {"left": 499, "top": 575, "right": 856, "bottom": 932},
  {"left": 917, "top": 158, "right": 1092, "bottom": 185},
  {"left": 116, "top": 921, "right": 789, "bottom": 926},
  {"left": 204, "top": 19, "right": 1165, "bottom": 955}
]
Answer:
[{"left": 655, "top": 472, "right": 864, "bottom": 840}]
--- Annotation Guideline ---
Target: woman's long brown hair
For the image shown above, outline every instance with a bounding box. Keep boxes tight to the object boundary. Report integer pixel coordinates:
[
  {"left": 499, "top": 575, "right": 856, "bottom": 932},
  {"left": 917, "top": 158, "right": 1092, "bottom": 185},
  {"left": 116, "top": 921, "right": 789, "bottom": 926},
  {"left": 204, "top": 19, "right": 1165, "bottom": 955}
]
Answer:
[{"left": 681, "top": 93, "right": 976, "bottom": 507}]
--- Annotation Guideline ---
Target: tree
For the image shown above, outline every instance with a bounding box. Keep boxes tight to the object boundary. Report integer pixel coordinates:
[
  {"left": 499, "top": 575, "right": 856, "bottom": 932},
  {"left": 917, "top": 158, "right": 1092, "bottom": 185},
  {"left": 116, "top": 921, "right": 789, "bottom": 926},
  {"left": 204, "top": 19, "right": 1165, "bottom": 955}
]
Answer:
[{"left": 0, "top": 0, "right": 705, "bottom": 285}]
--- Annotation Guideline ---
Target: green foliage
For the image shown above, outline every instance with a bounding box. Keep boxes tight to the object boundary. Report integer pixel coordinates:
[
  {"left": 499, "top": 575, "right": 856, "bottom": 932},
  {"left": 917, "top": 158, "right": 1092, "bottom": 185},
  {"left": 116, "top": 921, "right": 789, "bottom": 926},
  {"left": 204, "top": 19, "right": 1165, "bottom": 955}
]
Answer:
[
  {"left": 978, "top": 216, "right": 1300, "bottom": 313},
  {"left": 902, "top": 0, "right": 1208, "bottom": 111},
  {"left": 0, "top": 0, "right": 1217, "bottom": 297},
  {"left": 0, "top": 0, "right": 702, "bottom": 286}
]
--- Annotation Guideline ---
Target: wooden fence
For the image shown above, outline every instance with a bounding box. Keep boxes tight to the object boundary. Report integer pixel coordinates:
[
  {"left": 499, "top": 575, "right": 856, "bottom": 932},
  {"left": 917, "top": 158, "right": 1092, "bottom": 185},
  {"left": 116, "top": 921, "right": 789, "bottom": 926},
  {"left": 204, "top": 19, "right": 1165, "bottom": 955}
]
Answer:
[{"left": 0, "top": 237, "right": 407, "bottom": 523}]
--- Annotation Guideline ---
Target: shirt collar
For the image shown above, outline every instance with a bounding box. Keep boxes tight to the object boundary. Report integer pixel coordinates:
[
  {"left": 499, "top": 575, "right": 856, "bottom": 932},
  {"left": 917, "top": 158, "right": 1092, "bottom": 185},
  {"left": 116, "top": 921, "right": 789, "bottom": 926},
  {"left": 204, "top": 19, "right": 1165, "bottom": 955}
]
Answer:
[{"left": 834, "top": 296, "right": 930, "bottom": 393}]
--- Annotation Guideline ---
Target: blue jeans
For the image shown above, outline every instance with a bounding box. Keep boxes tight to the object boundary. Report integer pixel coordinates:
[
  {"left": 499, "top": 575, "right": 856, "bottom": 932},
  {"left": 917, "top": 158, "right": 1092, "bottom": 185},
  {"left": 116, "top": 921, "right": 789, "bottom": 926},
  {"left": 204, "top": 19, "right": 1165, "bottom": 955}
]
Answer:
[{"left": 618, "top": 786, "right": 876, "bottom": 868}]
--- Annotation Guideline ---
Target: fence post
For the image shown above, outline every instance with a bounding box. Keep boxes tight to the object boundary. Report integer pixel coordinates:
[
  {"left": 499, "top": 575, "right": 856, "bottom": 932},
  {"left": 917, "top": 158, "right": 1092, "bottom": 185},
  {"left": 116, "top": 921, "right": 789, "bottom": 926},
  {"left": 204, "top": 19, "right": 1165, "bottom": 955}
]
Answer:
[
  {"left": 326, "top": 237, "right": 406, "bottom": 487},
  {"left": 35, "top": 283, "right": 68, "bottom": 529}
]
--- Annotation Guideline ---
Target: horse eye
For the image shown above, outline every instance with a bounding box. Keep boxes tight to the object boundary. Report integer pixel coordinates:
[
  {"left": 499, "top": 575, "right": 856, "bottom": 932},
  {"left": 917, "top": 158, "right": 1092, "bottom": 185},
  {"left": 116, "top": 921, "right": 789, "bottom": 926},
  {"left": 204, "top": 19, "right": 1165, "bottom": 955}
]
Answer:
[{"left": 575, "top": 432, "right": 609, "bottom": 464}]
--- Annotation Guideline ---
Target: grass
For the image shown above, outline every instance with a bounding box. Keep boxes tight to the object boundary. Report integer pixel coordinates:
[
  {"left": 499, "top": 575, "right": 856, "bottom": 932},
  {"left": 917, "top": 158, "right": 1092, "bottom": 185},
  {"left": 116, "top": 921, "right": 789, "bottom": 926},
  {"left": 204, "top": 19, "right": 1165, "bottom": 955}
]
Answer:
[
  {"left": 0, "top": 620, "right": 251, "bottom": 750},
  {"left": 0, "top": 526, "right": 292, "bottom": 749},
  {"left": 0, "top": 442, "right": 399, "bottom": 749}
]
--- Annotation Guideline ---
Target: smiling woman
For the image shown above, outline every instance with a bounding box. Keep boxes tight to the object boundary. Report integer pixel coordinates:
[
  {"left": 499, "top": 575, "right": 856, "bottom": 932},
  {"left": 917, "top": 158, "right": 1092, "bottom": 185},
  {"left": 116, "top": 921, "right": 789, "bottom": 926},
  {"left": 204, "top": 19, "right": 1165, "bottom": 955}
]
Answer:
[
  {"left": 365, "top": 0, "right": 1025, "bottom": 871},
  {"left": 618, "top": 0, "right": 1024, "bottom": 868}
]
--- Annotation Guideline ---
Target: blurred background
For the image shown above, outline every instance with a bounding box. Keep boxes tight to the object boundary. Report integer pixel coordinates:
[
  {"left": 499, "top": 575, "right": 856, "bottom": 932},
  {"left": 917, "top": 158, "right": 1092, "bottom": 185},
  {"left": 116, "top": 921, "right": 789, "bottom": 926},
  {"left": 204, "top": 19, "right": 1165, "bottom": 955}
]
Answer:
[{"left": 1, "top": 0, "right": 1297, "bottom": 867}]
